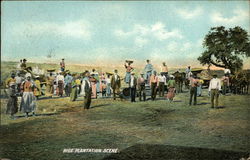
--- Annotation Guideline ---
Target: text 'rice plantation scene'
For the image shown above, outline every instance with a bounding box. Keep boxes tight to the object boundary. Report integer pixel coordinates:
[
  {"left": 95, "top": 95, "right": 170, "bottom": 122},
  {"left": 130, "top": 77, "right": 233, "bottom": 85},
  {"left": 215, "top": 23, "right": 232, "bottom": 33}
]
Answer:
[{"left": 1, "top": 1, "right": 250, "bottom": 160}]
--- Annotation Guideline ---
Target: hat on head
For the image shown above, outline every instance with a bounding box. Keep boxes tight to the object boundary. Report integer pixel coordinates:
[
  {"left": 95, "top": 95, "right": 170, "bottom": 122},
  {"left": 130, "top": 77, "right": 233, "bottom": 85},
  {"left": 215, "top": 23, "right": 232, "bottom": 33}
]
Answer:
[
  {"left": 131, "top": 72, "right": 135, "bottom": 75},
  {"left": 9, "top": 82, "right": 16, "bottom": 86},
  {"left": 25, "top": 73, "right": 31, "bottom": 78},
  {"left": 140, "top": 73, "right": 144, "bottom": 75},
  {"left": 23, "top": 59, "right": 27, "bottom": 61}
]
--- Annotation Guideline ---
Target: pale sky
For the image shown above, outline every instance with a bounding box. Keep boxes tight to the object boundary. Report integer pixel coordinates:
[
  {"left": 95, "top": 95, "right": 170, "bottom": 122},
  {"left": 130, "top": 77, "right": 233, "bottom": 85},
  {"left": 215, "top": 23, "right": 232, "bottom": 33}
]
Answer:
[{"left": 1, "top": 1, "right": 250, "bottom": 68}]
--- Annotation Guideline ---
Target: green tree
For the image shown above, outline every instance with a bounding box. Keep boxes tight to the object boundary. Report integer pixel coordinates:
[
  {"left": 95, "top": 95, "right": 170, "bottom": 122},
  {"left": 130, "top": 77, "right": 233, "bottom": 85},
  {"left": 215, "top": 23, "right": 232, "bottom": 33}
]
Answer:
[{"left": 198, "top": 26, "right": 250, "bottom": 74}]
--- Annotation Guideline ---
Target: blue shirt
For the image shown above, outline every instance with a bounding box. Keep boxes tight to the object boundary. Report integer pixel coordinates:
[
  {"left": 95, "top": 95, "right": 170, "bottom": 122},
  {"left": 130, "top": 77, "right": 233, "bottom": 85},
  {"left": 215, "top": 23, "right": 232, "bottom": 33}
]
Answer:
[
  {"left": 64, "top": 75, "right": 73, "bottom": 84},
  {"left": 144, "top": 63, "right": 153, "bottom": 72}
]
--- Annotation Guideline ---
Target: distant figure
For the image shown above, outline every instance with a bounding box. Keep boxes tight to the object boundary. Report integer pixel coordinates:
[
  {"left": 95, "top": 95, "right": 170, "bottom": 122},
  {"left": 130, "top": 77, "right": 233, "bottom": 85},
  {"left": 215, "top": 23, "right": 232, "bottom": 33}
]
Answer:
[
  {"left": 15, "top": 72, "right": 24, "bottom": 94},
  {"left": 5, "top": 73, "right": 16, "bottom": 88},
  {"left": 221, "top": 74, "right": 230, "bottom": 95},
  {"left": 17, "top": 59, "right": 22, "bottom": 69},
  {"left": 144, "top": 60, "right": 154, "bottom": 84},
  {"left": 185, "top": 66, "right": 191, "bottom": 79},
  {"left": 137, "top": 73, "right": 146, "bottom": 101},
  {"left": 6, "top": 73, "right": 18, "bottom": 119},
  {"left": 209, "top": 74, "right": 221, "bottom": 108},
  {"left": 91, "top": 69, "right": 100, "bottom": 94},
  {"left": 106, "top": 74, "right": 112, "bottom": 97},
  {"left": 150, "top": 71, "right": 158, "bottom": 101},
  {"left": 100, "top": 73, "right": 107, "bottom": 97},
  {"left": 70, "top": 75, "right": 78, "bottom": 101},
  {"left": 224, "top": 67, "right": 231, "bottom": 75},
  {"left": 129, "top": 72, "right": 137, "bottom": 102},
  {"left": 197, "top": 77, "right": 204, "bottom": 97},
  {"left": 166, "top": 75, "right": 176, "bottom": 102},
  {"left": 64, "top": 73, "right": 73, "bottom": 97},
  {"left": 60, "top": 59, "right": 65, "bottom": 72},
  {"left": 46, "top": 73, "right": 55, "bottom": 97},
  {"left": 124, "top": 61, "right": 134, "bottom": 84},
  {"left": 56, "top": 71, "right": 64, "bottom": 97},
  {"left": 111, "top": 69, "right": 121, "bottom": 100},
  {"left": 161, "top": 62, "right": 169, "bottom": 81},
  {"left": 21, "top": 59, "right": 27, "bottom": 70},
  {"left": 158, "top": 72, "right": 166, "bottom": 97},
  {"left": 20, "top": 75, "right": 37, "bottom": 117},
  {"left": 33, "top": 76, "right": 41, "bottom": 99},
  {"left": 90, "top": 74, "right": 98, "bottom": 99},
  {"left": 82, "top": 71, "right": 92, "bottom": 109},
  {"left": 189, "top": 74, "right": 199, "bottom": 105}
]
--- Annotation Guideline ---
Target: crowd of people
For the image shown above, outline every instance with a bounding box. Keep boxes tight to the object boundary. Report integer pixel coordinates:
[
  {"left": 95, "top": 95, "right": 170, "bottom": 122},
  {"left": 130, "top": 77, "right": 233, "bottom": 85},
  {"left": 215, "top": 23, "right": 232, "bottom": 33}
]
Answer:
[{"left": 4, "top": 58, "right": 231, "bottom": 119}]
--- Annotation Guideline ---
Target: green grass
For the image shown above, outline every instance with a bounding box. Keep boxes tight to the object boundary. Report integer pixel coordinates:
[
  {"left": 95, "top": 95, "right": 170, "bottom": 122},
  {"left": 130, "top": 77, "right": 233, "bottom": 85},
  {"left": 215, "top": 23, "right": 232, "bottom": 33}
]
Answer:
[{"left": 0, "top": 89, "right": 249, "bottom": 160}]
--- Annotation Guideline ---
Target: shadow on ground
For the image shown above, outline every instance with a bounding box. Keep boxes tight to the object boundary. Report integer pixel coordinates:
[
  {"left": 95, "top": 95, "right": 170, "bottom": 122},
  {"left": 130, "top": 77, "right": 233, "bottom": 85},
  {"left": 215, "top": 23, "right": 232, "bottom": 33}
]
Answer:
[{"left": 103, "top": 144, "right": 249, "bottom": 160}]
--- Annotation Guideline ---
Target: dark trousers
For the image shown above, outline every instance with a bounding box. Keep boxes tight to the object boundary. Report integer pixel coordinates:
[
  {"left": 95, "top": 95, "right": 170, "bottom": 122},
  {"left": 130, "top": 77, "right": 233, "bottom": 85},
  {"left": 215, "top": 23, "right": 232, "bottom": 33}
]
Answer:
[
  {"left": 84, "top": 91, "right": 92, "bottom": 109},
  {"left": 130, "top": 87, "right": 136, "bottom": 102},
  {"left": 65, "top": 84, "right": 71, "bottom": 97},
  {"left": 139, "top": 85, "right": 146, "bottom": 101},
  {"left": 158, "top": 82, "right": 165, "bottom": 97},
  {"left": 113, "top": 86, "right": 120, "bottom": 100},
  {"left": 189, "top": 87, "right": 197, "bottom": 105},
  {"left": 151, "top": 83, "right": 157, "bottom": 100}
]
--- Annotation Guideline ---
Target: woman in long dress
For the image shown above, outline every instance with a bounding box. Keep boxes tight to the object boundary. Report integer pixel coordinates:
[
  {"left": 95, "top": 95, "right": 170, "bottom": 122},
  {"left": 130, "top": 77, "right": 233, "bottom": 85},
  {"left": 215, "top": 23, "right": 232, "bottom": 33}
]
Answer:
[
  {"left": 20, "top": 75, "right": 37, "bottom": 117},
  {"left": 166, "top": 75, "right": 176, "bottom": 102},
  {"left": 6, "top": 82, "right": 18, "bottom": 119}
]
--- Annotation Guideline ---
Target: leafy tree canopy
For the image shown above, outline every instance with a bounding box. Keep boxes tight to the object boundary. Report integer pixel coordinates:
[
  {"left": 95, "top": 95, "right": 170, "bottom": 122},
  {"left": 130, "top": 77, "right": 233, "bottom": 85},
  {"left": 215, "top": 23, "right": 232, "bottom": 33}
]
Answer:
[{"left": 198, "top": 26, "right": 250, "bottom": 73}]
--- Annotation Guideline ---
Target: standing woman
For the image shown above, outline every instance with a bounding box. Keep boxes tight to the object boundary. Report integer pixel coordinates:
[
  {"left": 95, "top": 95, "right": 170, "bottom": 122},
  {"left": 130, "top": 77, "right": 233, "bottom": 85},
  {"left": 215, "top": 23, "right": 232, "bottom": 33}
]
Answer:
[
  {"left": 166, "top": 75, "right": 176, "bottom": 102},
  {"left": 70, "top": 74, "right": 78, "bottom": 101},
  {"left": 124, "top": 61, "right": 134, "bottom": 84},
  {"left": 56, "top": 71, "right": 64, "bottom": 97},
  {"left": 106, "top": 74, "right": 112, "bottom": 97},
  {"left": 34, "top": 76, "right": 42, "bottom": 99},
  {"left": 46, "top": 72, "right": 54, "bottom": 97},
  {"left": 20, "top": 75, "right": 37, "bottom": 117},
  {"left": 6, "top": 74, "right": 18, "bottom": 119},
  {"left": 90, "top": 74, "right": 98, "bottom": 99}
]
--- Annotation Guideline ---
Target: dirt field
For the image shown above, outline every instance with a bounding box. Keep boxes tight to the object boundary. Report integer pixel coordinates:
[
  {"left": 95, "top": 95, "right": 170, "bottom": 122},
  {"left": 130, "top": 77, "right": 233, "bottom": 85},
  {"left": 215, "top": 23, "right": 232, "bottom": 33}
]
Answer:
[{"left": 0, "top": 88, "right": 249, "bottom": 160}]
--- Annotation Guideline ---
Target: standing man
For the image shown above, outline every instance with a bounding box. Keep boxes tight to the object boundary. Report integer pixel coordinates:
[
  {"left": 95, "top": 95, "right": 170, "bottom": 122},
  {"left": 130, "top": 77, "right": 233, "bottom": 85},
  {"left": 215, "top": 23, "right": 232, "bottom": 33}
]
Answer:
[
  {"left": 64, "top": 72, "right": 73, "bottom": 97},
  {"left": 56, "top": 71, "right": 64, "bottom": 97},
  {"left": 158, "top": 73, "right": 166, "bottom": 97},
  {"left": 124, "top": 61, "right": 134, "bottom": 84},
  {"left": 150, "top": 71, "right": 158, "bottom": 101},
  {"left": 111, "top": 69, "right": 121, "bottom": 100},
  {"left": 70, "top": 75, "right": 78, "bottom": 101},
  {"left": 137, "top": 73, "right": 146, "bottom": 101},
  {"left": 209, "top": 74, "right": 221, "bottom": 108},
  {"left": 82, "top": 71, "right": 92, "bottom": 109},
  {"left": 144, "top": 60, "right": 154, "bottom": 84},
  {"left": 161, "top": 62, "right": 169, "bottom": 81},
  {"left": 185, "top": 66, "right": 191, "bottom": 78},
  {"left": 15, "top": 72, "right": 24, "bottom": 94},
  {"left": 129, "top": 72, "right": 137, "bottom": 102},
  {"left": 60, "top": 59, "right": 65, "bottom": 72},
  {"left": 189, "top": 74, "right": 198, "bottom": 106},
  {"left": 221, "top": 74, "right": 230, "bottom": 95}
]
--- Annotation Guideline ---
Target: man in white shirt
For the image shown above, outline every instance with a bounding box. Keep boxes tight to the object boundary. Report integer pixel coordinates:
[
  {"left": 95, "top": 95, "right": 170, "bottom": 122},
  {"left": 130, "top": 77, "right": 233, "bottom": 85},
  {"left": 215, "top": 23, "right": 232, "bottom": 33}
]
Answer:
[
  {"left": 158, "top": 73, "right": 166, "bottom": 97},
  {"left": 209, "top": 74, "right": 221, "bottom": 108}
]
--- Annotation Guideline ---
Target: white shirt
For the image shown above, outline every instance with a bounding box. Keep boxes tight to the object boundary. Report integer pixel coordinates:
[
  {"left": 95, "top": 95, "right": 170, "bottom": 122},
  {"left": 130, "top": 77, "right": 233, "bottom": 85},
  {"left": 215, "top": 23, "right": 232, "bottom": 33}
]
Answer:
[
  {"left": 106, "top": 78, "right": 111, "bottom": 84},
  {"left": 56, "top": 75, "right": 64, "bottom": 84},
  {"left": 209, "top": 78, "right": 221, "bottom": 91},
  {"left": 15, "top": 76, "right": 23, "bottom": 84},
  {"left": 130, "top": 76, "right": 135, "bottom": 87},
  {"left": 158, "top": 75, "right": 166, "bottom": 83},
  {"left": 114, "top": 74, "right": 118, "bottom": 81}
]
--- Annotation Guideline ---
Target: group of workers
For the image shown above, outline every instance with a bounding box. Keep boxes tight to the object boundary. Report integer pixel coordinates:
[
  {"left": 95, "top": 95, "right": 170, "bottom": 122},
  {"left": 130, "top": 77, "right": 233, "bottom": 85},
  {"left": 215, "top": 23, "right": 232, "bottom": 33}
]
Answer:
[{"left": 4, "top": 58, "right": 231, "bottom": 120}]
